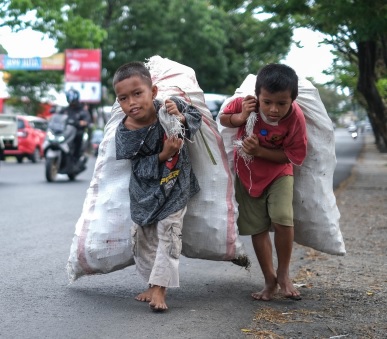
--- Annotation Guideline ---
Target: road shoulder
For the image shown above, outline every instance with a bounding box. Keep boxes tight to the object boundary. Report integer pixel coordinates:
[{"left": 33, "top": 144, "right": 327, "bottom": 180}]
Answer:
[{"left": 246, "top": 133, "right": 387, "bottom": 338}]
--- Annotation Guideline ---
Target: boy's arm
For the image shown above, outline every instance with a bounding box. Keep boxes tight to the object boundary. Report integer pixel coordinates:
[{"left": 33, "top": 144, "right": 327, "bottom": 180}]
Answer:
[
  {"left": 243, "top": 104, "right": 308, "bottom": 165},
  {"left": 132, "top": 140, "right": 182, "bottom": 177},
  {"left": 169, "top": 97, "right": 202, "bottom": 139},
  {"left": 158, "top": 137, "right": 183, "bottom": 162},
  {"left": 219, "top": 95, "right": 256, "bottom": 128},
  {"left": 243, "top": 135, "right": 290, "bottom": 164}
]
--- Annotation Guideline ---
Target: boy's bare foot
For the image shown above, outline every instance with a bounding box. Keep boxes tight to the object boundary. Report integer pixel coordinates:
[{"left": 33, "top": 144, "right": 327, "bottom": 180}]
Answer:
[
  {"left": 135, "top": 287, "right": 153, "bottom": 302},
  {"left": 251, "top": 282, "right": 278, "bottom": 301},
  {"left": 277, "top": 276, "right": 302, "bottom": 300},
  {"left": 149, "top": 285, "right": 168, "bottom": 312}
]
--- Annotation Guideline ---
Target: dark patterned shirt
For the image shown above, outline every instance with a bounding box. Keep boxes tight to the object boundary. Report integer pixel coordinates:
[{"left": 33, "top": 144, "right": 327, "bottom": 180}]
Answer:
[{"left": 115, "top": 97, "right": 201, "bottom": 226}]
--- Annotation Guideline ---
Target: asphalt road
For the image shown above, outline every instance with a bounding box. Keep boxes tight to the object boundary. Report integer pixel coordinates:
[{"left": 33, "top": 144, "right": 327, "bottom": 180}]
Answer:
[
  {"left": 0, "top": 128, "right": 364, "bottom": 339},
  {"left": 333, "top": 127, "right": 364, "bottom": 189}
]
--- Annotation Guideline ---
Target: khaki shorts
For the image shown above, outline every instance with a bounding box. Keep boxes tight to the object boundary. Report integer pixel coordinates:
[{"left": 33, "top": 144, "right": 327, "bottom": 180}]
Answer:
[
  {"left": 131, "top": 207, "right": 186, "bottom": 288},
  {"left": 235, "top": 175, "right": 294, "bottom": 235}
]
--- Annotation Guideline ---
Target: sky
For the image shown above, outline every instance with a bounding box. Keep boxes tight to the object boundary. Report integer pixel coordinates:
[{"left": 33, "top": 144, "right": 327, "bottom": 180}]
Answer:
[
  {"left": 283, "top": 28, "right": 334, "bottom": 83},
  {"left": 0, "top": 27, "right": 57, "bottom": 58},
  {"left": 0, "top": 26, "right": 334, "bottom": 83}
]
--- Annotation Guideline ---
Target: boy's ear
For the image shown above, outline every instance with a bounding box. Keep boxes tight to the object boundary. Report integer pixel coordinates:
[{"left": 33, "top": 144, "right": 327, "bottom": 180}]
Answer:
[{"left": 152, "top": 85, "right": 158, "bottom": 99}]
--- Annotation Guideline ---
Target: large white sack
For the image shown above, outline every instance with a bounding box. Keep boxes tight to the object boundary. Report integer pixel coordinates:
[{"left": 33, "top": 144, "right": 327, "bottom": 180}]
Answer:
[
  {"left": 67, "top": 104, "right": 134, "bottom": 282},
  {"left": 146, "top": 56, "right": 245, "bottom": 261},
  {"left": 216, "top": 75, "right": 345, "bottom": 256},
  {"left": 67, "top": 56, "right": 248, "bottom": 282}
]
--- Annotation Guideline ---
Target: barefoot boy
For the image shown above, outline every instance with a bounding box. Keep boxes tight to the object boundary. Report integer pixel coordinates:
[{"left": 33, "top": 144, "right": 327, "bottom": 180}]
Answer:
[
  {"left": 219, "top": 64, "right": 307, "bottom": 301},
  {"left": 114, "top": 61, "right": 202, "bottom": 311}
]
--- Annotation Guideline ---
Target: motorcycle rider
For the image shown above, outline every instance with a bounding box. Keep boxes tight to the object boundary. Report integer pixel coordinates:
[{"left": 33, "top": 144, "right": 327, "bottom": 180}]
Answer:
[{"left": 60, "top": 89, "right": 91, "bottom": 165}]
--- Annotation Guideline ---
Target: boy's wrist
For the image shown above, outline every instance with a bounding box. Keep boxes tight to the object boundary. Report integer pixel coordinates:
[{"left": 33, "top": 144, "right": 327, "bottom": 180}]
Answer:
[
  {"left": 240, "top": 111, "right": 251, "bottom": 122},
  {"left": 229, "top": 112, "right": 248, "bottom": 127},
  {"left": 254, "top": 146, "right": 262, "bottom": 158},
  {"left": 158, "top": 152, "right": 167, "bottom": 162},
  {"left": 177, "top": 114, "right": 186, "bottom": 125}
]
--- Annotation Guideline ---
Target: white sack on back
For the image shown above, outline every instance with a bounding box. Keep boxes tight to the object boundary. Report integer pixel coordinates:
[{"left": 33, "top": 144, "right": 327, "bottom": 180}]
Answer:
[
  {"left": 146, "top": 55, "right": 246, "bottom": 262},
  {"left": 294, "top": 78, "right": 344, "bottom": 255},
  {"left": 217, "top": 75, "right": 345, "bottom": 256},
  {"left": 67, "top": 103, "right": 134, "bottom": 282},
  {"left": 67, "top": 56, "right": 248, "bottom": 282}
]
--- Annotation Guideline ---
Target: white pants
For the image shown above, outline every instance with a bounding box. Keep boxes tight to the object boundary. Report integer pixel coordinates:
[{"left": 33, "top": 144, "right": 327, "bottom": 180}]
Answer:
[{"left": 131, "top": 207, "right": 186, "bottom": 288}]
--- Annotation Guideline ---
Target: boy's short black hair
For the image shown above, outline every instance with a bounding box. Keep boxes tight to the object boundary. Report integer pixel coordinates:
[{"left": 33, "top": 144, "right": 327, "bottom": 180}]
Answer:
[
  {"left": 255, "top": 63, "right": 298, "bottom": 101},
  {"left": 112, "top": 61, "right": 152, "bottom": 87}
]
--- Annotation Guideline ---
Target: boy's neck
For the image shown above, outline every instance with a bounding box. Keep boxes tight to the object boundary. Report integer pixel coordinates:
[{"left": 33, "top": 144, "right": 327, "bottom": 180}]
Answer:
[{"left": 123, "top": 115, "right": 158, "bottom": 131}]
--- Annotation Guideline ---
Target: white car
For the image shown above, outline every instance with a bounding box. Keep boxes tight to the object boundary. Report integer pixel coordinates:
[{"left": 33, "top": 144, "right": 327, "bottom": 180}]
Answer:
[
  {"left": 347, "top": 124, "right": 358, "bottom": 132},
  {"left": 0, "top": 114, "right": 18, "bottom": 160},
  {"left": 204, "top": 93, "right": 229, "bottom": 120}
]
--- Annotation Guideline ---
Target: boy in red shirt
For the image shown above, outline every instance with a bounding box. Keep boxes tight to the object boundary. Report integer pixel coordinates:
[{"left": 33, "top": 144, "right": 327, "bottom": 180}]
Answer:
[{"left": 219, "top": 64, "right": 307, "bottom": 301}]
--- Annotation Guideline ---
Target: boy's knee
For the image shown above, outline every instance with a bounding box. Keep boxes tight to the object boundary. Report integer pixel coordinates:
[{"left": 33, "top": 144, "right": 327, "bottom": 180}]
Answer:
[{"left": 271, "top": 222, "right": 293, "bottom": 232}]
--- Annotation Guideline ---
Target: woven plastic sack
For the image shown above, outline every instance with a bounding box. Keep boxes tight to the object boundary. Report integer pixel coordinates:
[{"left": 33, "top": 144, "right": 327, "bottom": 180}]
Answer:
[
  {"left": 67, "top": 56, "right": 248, "bottom": 282},
  {"left": 67, "top": 105, "right": 134, "bottom": 282},
  {"left": 217, "top": 75, "right": 345, "bottom": 256},
  {"left": 146, "top": 56, "right": 246, "bottom": 261}
]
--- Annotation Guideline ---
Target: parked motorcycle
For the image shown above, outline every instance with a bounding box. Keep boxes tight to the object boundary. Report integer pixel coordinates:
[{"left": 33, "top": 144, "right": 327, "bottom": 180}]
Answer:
[{"left": 43, "top": 114, "right": 88, "bottom": 182}]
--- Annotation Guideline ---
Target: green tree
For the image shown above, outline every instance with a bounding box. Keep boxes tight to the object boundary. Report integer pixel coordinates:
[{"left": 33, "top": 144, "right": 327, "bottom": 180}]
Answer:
[
  {"left": 0, "top": 0, "right": 106, "bottom": 48},
  {"left": 249, "top": 0, "right": 387, "bottom": 151},
  {"left": 221, "top": 12, "right": 292, "bottom": 93},
  {"left": 90, "top": 0, "right": 292, "bottom": 95},
  {"left": 93, "top": 0, "right": 230, "bottom": 96},
  {"left": 0, "top": 43, "right": 6, "bottom": 54},
  {"left": 0, "top": 35, "right": 63, "bottom": 116},
  {"left": 0, "top": 0, "right": 106, "bottom": 114},
  {"left": 314, "top": 82, "right": 349, "bottom": 123},
  {"left": 6, "top": 70, "right": 63, "bottom": 115},
  {"left": 0, "top": 0, "right": 293, "bottom": 109}
]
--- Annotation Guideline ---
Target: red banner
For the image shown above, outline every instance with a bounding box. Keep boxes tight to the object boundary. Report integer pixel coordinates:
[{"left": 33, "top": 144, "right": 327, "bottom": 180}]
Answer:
[{"left": 65, "top": 49, "right": 101, "bottom": 82}]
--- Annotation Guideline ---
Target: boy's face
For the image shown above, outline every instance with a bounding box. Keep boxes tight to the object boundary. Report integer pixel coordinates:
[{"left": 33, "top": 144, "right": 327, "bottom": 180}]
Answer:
[
  {"left": 258, "top": 88, "right": 293, "bottom": 123},
  {"left": 115, "top": 75, "right": 158, "bottom": 126}
]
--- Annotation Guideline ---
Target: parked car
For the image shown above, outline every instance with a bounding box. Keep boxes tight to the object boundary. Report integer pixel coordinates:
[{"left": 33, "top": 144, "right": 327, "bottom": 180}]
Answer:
[
  {"left": 4, "top": 115, "right": 48, "bottom": 163},
  {"left": 0, "top": 114, "right": 18, "bottom": 161},
  {"left": 204, "top": 93, "right": 229, "bottom": 120},
  {"left": 0, "top": 138, "right": 4, "bottom": 161}
]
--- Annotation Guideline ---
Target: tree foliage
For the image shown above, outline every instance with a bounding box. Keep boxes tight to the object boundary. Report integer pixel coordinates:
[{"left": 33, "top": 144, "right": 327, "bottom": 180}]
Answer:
[
  {"left": 0, "top": 43, "right": 6, "bottom": 54},
  {"left": 77, "top": 0, "right": 292, "bottom": 97},
  {"left": 0, "top": 0, "right": 106, "bottom": 47},
  {"left": 0, "top": 0, "right": 293, "bottom": 110},
  {"left": 6, "top": 70, "right": 63, "bottom": 115},
  {"left": 249, "top": 0, "right": 387, "bottom": 151},
  {"left": 314, "top": 82, "right": 349, "bottom": 122}
]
